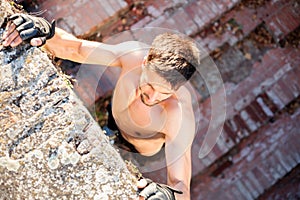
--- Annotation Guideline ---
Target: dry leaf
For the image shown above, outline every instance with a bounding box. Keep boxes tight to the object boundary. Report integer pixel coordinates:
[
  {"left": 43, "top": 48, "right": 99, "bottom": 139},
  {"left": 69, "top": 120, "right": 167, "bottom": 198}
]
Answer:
[{"left": 244, "top": 52, "right": 252, "bottom": 60}]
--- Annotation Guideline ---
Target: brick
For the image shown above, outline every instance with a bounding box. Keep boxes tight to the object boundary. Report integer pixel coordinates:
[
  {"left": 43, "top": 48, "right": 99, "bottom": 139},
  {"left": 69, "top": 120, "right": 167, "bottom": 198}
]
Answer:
[
  {"left": 277, "top": 146, "right": 296, "bottom": 173},
  {"left": 282, "top": 134, "right": 300, "bottom": 165},
  {"left": 192, "top": 108, "right": 300, "bottom": 198},
  {"left": 90, "top": 0, "right": 110, "bottom": 20},
  {"left": 146, "top": 15, "right": 167, "bottom": 28},
  {"left": 240, "top": 110, "right": 259, "bottom": 133},
  {"left": 215, "top": 133, "right": 230, "bottom": 153},
  {"left": 201, "top": 152, "right": 214, "bottom": 167},
  {"left": 206, "top": 150, "right": 218, "bottom": 165},
  {"left": 234, "top": 7, "right": 259, "bottom": 36},
  {"left": 82, "top": 2, "right": 107, "bottom": 26},
  {"left": 64, "top": 16, "right": 81, "bottom": 35},
  {"left": 258, "top": 93, "right": 278, "bottom": 114},
  {"left": 270, "top": 152, "right": 288, "bottom": 178},
  {"left": 117, "top": 0, "right": 127, "bottom": 8},
  {"left": 232, "top": 93, "right": 253, "bottom": 112},
  {"left": 273, "top": 150, "right": 291, "bottom": 173},
  {"left": 260, "top": 158, "right": 277, "bottom": 185},
  {"left": 223, "top": 120, "right": 239, "bottom": 143},
  {"left": 145, "top": 0, "right": 173, "bottom": 16},
  {"left": 185, "top": 1, "right": 203, "bottom": 29},
  {"left": 147, "top": 5, "right": 162, "bottom": 18},
  {"left": 171, "top": 8, "right": 198, "bottom": 35},
  {"left": 266, "top": 85, "right": 285, "bottom": 110},
  {"left": 213, "top": 0, "right": 239, "bottom": 11},
  {"left": 265, "top": 3, "right": 300, "bottom": 40},
  {"left": 211, "top": 140, "right": 225, "bottom": 159},
  {"left": 42, "top": 4, "right": 73, "bottom": 20},
  {"left": 131, "top": 16, "right": 152, "bottom": 29},
  {"left": 107, "top": 0, "right": 122, "bottom": 11},
  {"left": 103, "top": 30, "right": 135, "bottom": 44},
  {"left": 252, "top": 166, "right": 274, "bottom": 190},
  {"left": 242, "top": 176, "right": 260, "bottom": 199},
  {"left": 206, "top": 0, "right": 224, "bottom": 17},
  {"left": 282, "top": 69, "right": 300, "bottom": 97},
  {"left": 273, "top": 63, "right": 293, "bottom": 82},
  {"left": 98, "top": 0, "right": 116, "bottom": 17},
  {"left": 266, "top": 155, "right": 284, "bottom": 181},
  {"left": 228, "top": 183, "right": 245, "bottom": 199},
  {"left": 276, "top": 78, "right": 295, "bottom": 104},
  {"left": 72, "top": 0, "right": 89, "bottom": 8},
  {"left": 157, "top": 17, "right": 179, "bottom": 32},
  {"left": 40, "top": 0, "right": 72, "bottom": 13},
  {"left": 234, "top": 179, "right": 253, "bottom": 200},
  {"left": 233, "top": 114, "right": 250, "bottom": 138},
  {"left": 196, "top": 1, "right": 218, "bottom": 28},
  {"left": 245, "top": 170, "right": 264, "bottom": 195},
  {"left": 249, "top": 99, "right": 269, "bottom": 122},
  {"left": 191, "top": 146, "right": 206, "bottom": 176},
  {"left": 219, "top": 129, "right": 235, "bottom": 149}
]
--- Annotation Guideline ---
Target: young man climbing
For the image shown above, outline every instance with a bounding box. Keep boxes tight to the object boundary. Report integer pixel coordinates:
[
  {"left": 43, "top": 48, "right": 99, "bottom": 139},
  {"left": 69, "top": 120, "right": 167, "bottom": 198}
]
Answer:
[{"left": 2, "top": 14, "right": 200, "bottom": 200}]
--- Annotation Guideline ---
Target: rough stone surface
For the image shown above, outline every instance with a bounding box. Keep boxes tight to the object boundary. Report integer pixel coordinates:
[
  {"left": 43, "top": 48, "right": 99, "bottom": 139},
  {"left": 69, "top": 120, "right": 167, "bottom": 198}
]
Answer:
[
  {"left": 0, "top": 1, "right": 137, "bottom": 199},
  {"left": 7, "top": 0, "right": 300, "bottom": 199}
]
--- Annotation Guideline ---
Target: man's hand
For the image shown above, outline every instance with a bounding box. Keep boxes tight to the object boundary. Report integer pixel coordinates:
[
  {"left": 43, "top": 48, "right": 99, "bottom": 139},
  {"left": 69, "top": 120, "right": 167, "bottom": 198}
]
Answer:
[
  {"left": 2, "top": 13, "right": 55, "bottom": 47},
  {"left": 137, "top": 179, "right": 183, "bottom": 200}
]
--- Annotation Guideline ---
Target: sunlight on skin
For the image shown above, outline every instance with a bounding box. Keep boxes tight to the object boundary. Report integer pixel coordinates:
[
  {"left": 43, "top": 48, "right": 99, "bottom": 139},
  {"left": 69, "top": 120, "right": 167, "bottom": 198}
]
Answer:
[{"left": 138, "top": 66, "right": 176, "bottom": 107}]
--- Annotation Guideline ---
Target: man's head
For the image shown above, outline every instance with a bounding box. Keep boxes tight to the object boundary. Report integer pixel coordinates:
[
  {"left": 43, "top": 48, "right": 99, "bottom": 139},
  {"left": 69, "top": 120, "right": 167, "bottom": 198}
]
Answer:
[{"left": 144, "top": 33, "right": 200, "bottom": 90}]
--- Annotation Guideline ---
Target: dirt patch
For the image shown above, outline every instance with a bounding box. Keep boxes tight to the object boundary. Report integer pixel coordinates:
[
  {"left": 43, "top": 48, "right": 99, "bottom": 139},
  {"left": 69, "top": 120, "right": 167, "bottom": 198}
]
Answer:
[
  {"left": 91, "top": 92, "right": 112, "bottom": 127},
  {"left": 240, "top": 0, "right": 270, "bottom": 9},
  {"left": 248, "top": 23, "right": 276, "bottom": 49},
  {"left": 281, "top": 26, "right": 300, "bottom": 48}
]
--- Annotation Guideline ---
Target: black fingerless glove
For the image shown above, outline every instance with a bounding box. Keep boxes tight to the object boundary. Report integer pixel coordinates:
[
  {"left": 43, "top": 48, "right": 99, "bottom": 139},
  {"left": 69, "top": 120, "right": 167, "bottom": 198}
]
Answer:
[
  {"left": 9, "top": 13, "right": 55, "bottom": 46},
  {"left": 139, "top": 179, "right": 183, "bottom": 200}
]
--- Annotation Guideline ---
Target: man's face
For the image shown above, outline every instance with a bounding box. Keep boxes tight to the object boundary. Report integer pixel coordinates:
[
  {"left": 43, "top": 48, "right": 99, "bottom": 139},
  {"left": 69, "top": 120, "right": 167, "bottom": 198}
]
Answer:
[{"left": 139, "top": 68, "right": 175, "bottom": 107}]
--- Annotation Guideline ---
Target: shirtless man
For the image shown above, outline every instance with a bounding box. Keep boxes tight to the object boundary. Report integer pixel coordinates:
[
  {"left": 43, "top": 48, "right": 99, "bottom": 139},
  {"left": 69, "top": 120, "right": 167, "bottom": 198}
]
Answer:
[{"left": 2, "top": 14, "right": 200, "bottom": 200}]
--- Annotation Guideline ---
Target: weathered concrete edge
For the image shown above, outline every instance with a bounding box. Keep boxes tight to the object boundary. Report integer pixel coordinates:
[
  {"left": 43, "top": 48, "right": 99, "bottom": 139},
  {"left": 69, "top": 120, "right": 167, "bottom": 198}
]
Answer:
[{"left": 0, "top": 1, "right": 137, "bottom": 199}]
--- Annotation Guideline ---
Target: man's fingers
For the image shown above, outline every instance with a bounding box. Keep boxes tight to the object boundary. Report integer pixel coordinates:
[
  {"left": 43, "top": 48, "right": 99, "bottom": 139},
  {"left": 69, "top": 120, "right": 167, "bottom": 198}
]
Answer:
[
  {"left": 30, "top": 38, "right": 43, "bottom": 47},
  {"left": 16, "top": 21, "right": 33, "bottom": 33},
  {"left": 19, "top": 28, "right": 37, "bottom": 41},
  {"left": 137, "top": 196, "right": 145, "bottom": 200},
  {"left": 147, "top": 193, "right": 165, "bottom": 200},
  {"left": 10, "top": 36, "right": 23, "bottom": 47},
  {"left": 139, "top": 183, "right": 157, "bottom": 198},
  {"left": 2, "top": 29, "right": 20, "bottom": 47},
  {"left": 9, "top": 14, "right": 25, "bottom": 27},
  {"left": 3, "top": 22, "right": 16, "bottom": 39},
  {"left": 137, "top": 179, "right": 148, "bottom": 189}
]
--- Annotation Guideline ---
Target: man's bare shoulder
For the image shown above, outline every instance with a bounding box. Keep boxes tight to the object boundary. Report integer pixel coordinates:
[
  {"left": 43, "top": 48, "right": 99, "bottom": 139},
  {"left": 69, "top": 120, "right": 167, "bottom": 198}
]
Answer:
[
  {"left": 116, "top": 41, "right": 149, "bottom": 56},
  {"left": 117, "top": 41, "right": 149, "bottom": 70},
  {"left": 163, "top": 86, "right": 192, "bottom": 109}
]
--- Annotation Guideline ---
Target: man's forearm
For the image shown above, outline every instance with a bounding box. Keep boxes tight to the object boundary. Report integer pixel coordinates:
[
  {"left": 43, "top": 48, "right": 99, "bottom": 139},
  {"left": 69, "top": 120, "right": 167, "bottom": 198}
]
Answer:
[
  {"left": 166, "top": 144, "right": 192, "bottom": 200},
  {"left": 167, "top": 163, "right": 191, "bottom": 199},
  {"left": 170, "top": 180, "right": 190, "bottom": 200},
  {"left": 43, "top": 28, "right": 84, "bottom": 61}
]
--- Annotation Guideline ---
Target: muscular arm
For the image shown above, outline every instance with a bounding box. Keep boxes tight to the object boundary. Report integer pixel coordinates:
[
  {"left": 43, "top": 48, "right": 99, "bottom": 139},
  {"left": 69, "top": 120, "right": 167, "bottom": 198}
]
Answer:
[
  {"left": 44, "top": 28, "right": 121, "bottom": 66},
  {"left": 164, "top": 87, "right": 196, "bottom": 200},
  {"left": 45, "top": 28, "right": 146, "bottom": 67},
  {"left": 2, "top": 16, "right": 144, "bottom": 68}
]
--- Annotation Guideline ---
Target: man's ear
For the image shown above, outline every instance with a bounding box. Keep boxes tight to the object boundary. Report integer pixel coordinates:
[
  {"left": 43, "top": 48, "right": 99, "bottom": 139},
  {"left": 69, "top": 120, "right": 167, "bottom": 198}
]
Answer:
[{"left": 142, "top": 56, "right": 147, "bottom": 66}]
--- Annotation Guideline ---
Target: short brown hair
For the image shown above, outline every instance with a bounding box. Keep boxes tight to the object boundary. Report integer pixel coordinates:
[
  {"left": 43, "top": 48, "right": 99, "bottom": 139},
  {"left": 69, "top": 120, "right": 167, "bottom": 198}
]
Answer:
[{"left": 145, "top": 33, "right": 200, "bottom": 90}]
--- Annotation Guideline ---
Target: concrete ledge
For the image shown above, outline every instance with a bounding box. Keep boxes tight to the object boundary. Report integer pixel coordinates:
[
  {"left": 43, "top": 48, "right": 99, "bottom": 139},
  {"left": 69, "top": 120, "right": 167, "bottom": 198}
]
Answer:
[{"left": 0, "top": 1, "right": 137, "bottom": 199}]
